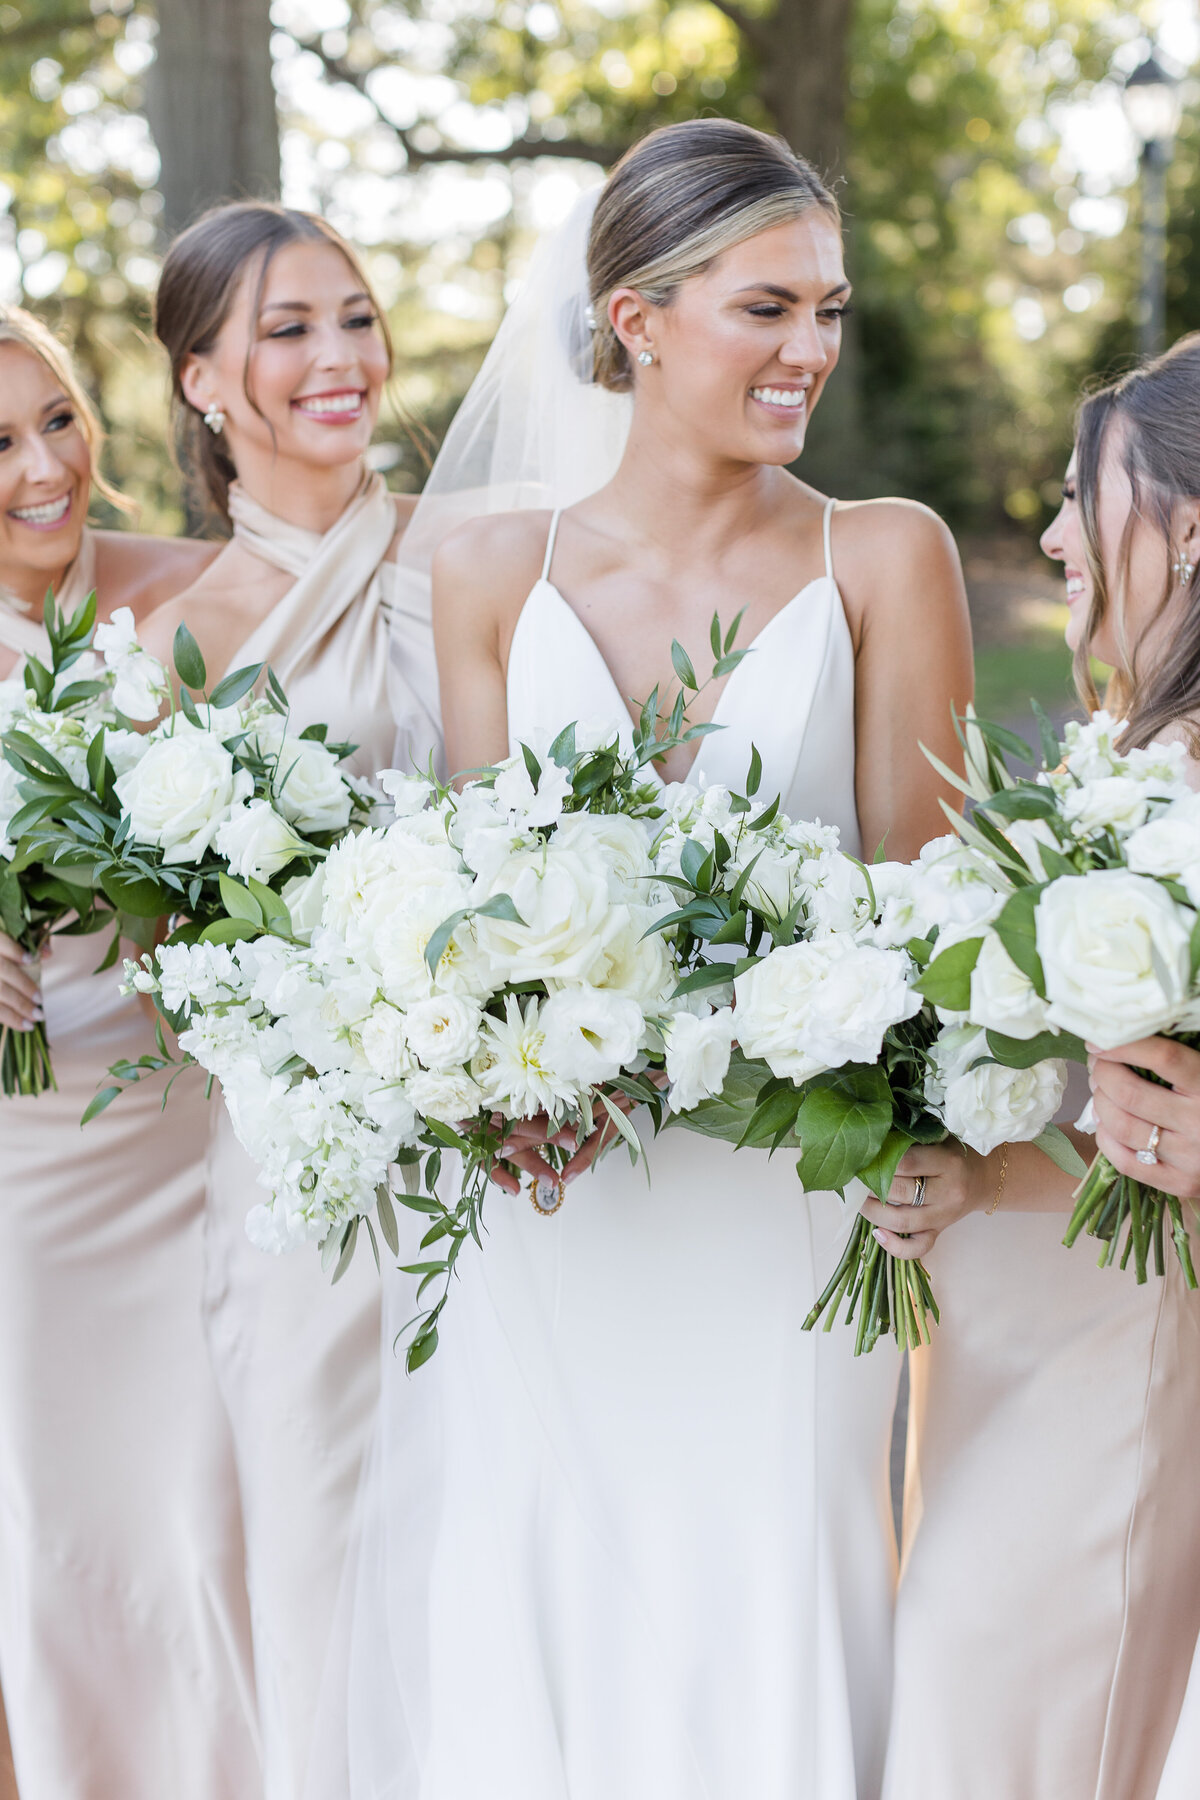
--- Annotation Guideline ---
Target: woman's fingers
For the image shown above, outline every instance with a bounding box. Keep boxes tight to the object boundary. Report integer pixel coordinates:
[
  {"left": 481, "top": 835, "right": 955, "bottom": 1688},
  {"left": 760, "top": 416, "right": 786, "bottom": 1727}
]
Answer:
[
  {"left": 1089, "top": 1054, "right": 1190, "bottom": 1132},
  {"left": 870, "top": 1224, "right": 938, "bottom": 1261},
  {"left": 0, "top": 944, "right": 42, "bottom": 1031},
  {"left": 1090, "top": 1036, "right": 1200, "bottom": 1092}
]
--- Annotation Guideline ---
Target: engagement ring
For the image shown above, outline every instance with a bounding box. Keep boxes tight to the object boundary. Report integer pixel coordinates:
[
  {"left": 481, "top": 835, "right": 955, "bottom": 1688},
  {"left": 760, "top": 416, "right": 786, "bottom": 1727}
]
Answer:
[
  {"left": 912, "top": 1176, "right": 926, "bottom": 1208},
  {"left": 1136, "top": 1125, "right": 1162, "bottom": 1168}
]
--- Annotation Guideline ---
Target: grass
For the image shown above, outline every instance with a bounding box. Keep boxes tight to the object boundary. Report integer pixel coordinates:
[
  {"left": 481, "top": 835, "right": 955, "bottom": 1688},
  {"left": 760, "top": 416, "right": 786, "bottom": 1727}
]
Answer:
[{"left": 973, "top": 638, "right": 1078, "bottom": 729}]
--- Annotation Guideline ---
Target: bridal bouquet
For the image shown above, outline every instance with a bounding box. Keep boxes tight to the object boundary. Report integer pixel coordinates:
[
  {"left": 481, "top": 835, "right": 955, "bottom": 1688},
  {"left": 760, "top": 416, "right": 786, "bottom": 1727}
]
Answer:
[
  {"left": 0, "top": 591, "right": 166, "bottom": 1094},
  {"left": 119, "top": 629, "right": 745, "bottom": 1369},
  {"left": 653, "top": 770, "right": 1078, "bottom": 1350},
  {"left": 923, "top": 706, "right": 1200, "bottom": 1283}
]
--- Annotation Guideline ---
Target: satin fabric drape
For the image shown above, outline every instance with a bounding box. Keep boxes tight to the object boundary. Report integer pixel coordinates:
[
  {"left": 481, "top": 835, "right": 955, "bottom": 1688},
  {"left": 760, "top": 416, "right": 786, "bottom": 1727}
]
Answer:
[
  {"left": 204, "top": 476, "right": 441, "bottom": 1800},
  {"left": 0, "top": 534, "right": 261, "bottom": 1800}
]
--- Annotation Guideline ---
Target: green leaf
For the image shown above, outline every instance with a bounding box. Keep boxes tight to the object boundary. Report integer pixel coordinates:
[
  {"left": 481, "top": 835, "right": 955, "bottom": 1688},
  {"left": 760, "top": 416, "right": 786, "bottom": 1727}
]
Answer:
[
  {"left": 173, "top": 622, "right": 207, "bottom": 692},
  {"left": 794, "top": 1065, "right": 893, "bottom": 1194},
  {"left": 984, "top": 1027, "right": 1086, "bottom": 1068},
  {"left": 713, "top": 650, "right": 749, "bottom": 677},
  {"left": 1031, "top": 699, "right": 1062, "bottom": 771},
  {"left": 667, "top": 1049, "right": 773, "bottom": 1143},
  {"left": 246, "top": 876, "right": 294, "bottom": 935},
  {"left": 745, "top": 744, "right": 762, "bottom": 798},
  {"left": 178, "top": 686, "right": 203, "bottom": 727},
  {"left": 915, "top": 936, "right": 984, "bottom": 1011},
  {"left": 748, "top": 795, "right": 780, "bottom": 832},
  {"left": 1189, "top": 910, "right": 1200, "bottom": 984},
  {"left": 81, "top": 1084, "right": 123, "bottom": 1124},
  {"left": 1032, "top": 1123, "right": 1088, "bottom": 1179},
  {"left": 208, "top": 661, "right": 264, "bottom": 708},
  {"left": 198, "top": 916, "right": 261, "bottom": 944},
  {"left": 670, "top": 640, "right": 698, "bottom": 690},
  {"left": 521, "top": 741, "right": 542, "bottom": 785},
  {"left": 969, "top": 717, "right": 1035, "bottom": 765},
  {"left": 406, "top": 1325, "right": 440, "bottom": 1372},
  {"left": 86, "top": 727, "right": 110, "bottom": 802},
  {"left": 859, "top": 1126, "right": 916, "bottom": 1201},
  {"left": 423, "top": 891, "right": 523, "bottom": 976},
  {"left": 265, "top": 666, "right": 289, "bottom": 712},
  {"left": 99, "top": 871, "right": 175, "bottom": 917},
  {"left": 377, "top": 1187, "right": 400, "bottom": 1256},
  {"left": 671, "top": 963, "right": 735, "bottom": 998},
  {"left": 979, "top": 786, "right": 1057, "bottom": 822},
  {"left": 723, "top": 607, "right": 747, "bottom": 654},
  {"left": 330, "top": 1216, "right": 359, "bottom": 1285},
  {"left": 709, "top": 612, "right": 722, "bottom": 659},
  {"left": 218, "top": 872, "right": 265, "bottom": 925},
  {"left": 738, "top": 1080, "right": 803, "bottom": 1150},
  {"left": 549, "top": 721, "right": 577, "bottom": 768},
  {"left": 992, "top": 882, "right": 1047, "bottom": 998},
  {"left": 425, "top": 1118, "right": 471, "bottom": 1151},
  {"left": 680, "top": 837, "right": 708, "bottom": 889}
]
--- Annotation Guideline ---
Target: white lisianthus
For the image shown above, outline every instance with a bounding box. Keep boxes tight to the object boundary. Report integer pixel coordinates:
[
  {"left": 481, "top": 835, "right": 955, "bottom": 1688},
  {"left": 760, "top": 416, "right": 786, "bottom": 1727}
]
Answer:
[
  {"left": 216, "top": 799, "right": 308, "bottom": 882},
  {"left": 405, "top": 1066, "right": 484, "bottom": 1125},
  {"left": 270, "top": 735, "right": 353, "bottom": 834},
  {"left": 475, "top": 995, "right": 577, "bottom": 1117},
  {"left": 94, "top": 606, "right": 169, "bottom": 722},
  {"left": 538, "top": 987, "right": 645, "bottom": 1086},
  {"left": 665, "top": 1008, "right": 735, "bottom": 1112},
  {"left": 584, "top": 906, "right": 674, "bottom": 1007},
  {"left": 1036, "top": 869, "right": 1199, "bottom": 1047},
  {"left": 925, "top": 1023, "right": 1067, "bottom": 1155},
  {"left": 1058, "top": 711, "right": 1129, "bottom": 784},
  {"left": 493, "top": 751, "right": 573, "bottom": 828},
  {"left": 555, "top": 812, "right": 654, "bottom": 893},
  {"left": 403, "top": 994, "right": 484, "bottom": 1070},
  {"left": 474, "top": 839, "right": 625, "bottom": 986},
  {"left": 734, "top": 938, "right": 920, "bottom": 1081},
  {"left": 117, "top": 729, "right": 251, "bottom": 863},
  {"left": 968, "top": 930, "right": 1050, "bottom": 1040}
]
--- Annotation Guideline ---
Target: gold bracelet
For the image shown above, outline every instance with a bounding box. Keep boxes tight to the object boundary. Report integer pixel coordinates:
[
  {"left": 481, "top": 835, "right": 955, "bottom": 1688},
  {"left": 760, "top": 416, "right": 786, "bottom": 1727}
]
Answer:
[{"left": 987, "top": 1145, "right": 1009, "bottom": 1216}]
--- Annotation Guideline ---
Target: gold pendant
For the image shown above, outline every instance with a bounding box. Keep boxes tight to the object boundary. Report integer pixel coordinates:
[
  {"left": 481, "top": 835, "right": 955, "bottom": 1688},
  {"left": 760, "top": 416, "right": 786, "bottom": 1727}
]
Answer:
[{"left": 529, "top": 1172, "right": 565, "bottom": 1216}]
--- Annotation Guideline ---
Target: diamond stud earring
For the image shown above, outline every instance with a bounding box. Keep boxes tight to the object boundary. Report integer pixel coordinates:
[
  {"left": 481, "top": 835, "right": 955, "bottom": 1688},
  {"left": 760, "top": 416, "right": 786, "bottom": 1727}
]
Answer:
[
  {"left": 636, "top": 349, "right": 654, "bottom": 366},
  {"left": 202, "top": 404, "right": 226, "bottom": 435}
]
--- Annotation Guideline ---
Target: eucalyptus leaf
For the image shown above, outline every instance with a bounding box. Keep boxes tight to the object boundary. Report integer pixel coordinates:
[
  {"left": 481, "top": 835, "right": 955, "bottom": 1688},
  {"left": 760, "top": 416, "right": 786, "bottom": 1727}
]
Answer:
[{"left": 173, "top": 622, "right": 207, "bottom": 692}]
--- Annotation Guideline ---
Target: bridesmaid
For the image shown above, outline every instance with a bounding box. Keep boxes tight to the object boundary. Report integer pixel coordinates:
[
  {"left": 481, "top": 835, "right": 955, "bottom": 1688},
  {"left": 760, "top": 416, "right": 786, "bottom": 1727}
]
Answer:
[
  {"left": 872, "top": 336, "right": 1200, "bottom": 1800},
  {"left": 140, "top": 201, "right": 440, "bottom": 1800},
  {"left": 0, "top": 307, "right": 260, "bottom": 1798}
]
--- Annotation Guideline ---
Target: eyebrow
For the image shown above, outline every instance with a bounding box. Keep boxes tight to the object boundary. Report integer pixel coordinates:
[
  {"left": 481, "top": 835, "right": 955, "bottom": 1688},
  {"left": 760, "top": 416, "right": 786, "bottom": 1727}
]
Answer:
[
  {"left": 0, "top": 393, "right": 72, "bottom": 433},
  {"left": 260, "top": 292, "right": 372, "bottom": 315},
  {"left": 732, "top": 281, "right": 852, "bottom": 302}
]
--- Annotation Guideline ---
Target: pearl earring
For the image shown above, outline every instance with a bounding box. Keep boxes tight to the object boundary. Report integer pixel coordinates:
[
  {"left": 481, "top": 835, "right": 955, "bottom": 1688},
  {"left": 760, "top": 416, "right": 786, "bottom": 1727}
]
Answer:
[
  {"left": 202, "top": 404, "right": 226, "bottom": 435},
  {"left": 637, "top": 349, "right": 654, "bottom": 367},
  {"left": 1174, "top": 550, "right": 1196, "bottom": 585}
]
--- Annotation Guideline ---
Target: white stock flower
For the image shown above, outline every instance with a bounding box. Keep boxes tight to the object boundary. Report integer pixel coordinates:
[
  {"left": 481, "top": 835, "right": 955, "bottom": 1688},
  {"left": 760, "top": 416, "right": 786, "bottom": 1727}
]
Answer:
[
  {"left": 867, "top": 861, "right": 934, "bottom": 949},
  {"left": 665, "top": 1008, "right": 735, "bottom": 1112},
  {"left": 968, "top": 931, "right": 1050, "bottom": 1041},
  {"left": 216, "top": 799, "right": 308, "bottom": 882},
  {"left": 270, "top": 735, "right": 352, "bottom": 834},
  {"left": 94, "top": 606, "right": 169, "bottom": 722},
  {"left": 910, "top": 836, "right": 1004, "bottom": 933},
  {"left": 378, "top": 769, "right": 432, "bottom": 816},
  {"left": 493, "top": 751, "right": 572, "bottom": 828},
  {"left": 403, "top": 993, "right": 484, "bottom": 1070},
  {"left": 117, "top": 729, "right": 251, "bottom": 863},
  {"left": 406, "top": 1066, "right": 484, "bottom": 1124},
  {"left": 925, "top": 1023, "right": 1066, "bottom": 1155},
  {"left": 734, "top": 938, "right": 920, "bottom": 1081},
  {"left": 475, "top": 995, "right": 577, "bottom": 1118},
  {"left": 802, "top": 851, "right": 874, "bottom": 936},
  {"left": 474, "top": 838, "right": 625, "bottom": 986},
  {"left": 538, "top": 987, "right": 645, "bottom": 1086},
  {"left": 153, "top": 939, "right": 249, "bottom": 1015},
  {"left": 1036, "top": 869, "right": 1199, "bottom": 1048}
]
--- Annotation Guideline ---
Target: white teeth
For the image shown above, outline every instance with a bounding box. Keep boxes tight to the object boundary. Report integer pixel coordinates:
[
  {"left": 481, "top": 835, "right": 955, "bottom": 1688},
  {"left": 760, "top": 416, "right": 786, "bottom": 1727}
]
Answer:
[
  {"left": 295, "top": 393, "right": 363, "bottom": 416},
  {"left": 751, "top": 387, "right": 806, "bottom": 408},
  {"left": 11, "top": 494, "right": 70, "bottom": 524}
]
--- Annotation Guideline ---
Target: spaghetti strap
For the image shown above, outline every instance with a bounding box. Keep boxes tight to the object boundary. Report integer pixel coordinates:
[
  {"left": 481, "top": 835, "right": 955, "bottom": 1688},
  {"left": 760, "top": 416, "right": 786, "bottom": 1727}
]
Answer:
[
  {"left": 822, "top": 497, "right": 837, "bottom": 582},
  {"left": 541, "top": 509, "right": 563, "bottom": 583}
]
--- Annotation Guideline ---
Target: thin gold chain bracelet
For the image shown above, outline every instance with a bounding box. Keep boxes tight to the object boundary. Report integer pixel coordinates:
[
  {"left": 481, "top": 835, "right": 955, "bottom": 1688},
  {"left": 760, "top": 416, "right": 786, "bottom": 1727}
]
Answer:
[{"left": 987, "top": 1145, "right": 1009, "bottom": 1216}]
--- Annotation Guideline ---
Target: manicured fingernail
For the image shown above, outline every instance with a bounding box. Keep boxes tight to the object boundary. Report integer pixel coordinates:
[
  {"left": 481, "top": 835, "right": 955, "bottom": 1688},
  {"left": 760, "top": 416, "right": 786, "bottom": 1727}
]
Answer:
[
  {"left": 21, "top": 952, "right": 39, "bottom": 968},
  {"left": 872, "top": 1228, "right": 888, "bottom": 1246}
]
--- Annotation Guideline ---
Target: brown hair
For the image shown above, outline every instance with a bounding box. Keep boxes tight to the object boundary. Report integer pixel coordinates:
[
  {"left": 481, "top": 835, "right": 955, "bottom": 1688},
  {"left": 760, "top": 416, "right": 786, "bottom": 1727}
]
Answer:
[
  {"left": 1074, "top": 333, "right": 1200, "bottom": 749},
  {"left": 586, "top": 118, "right": 839, "bottom": 393},
  {"left": 154, "top": 201, "right": 393, "bottom": 527},
  {"left": 0, "top": 304, "right": 132, "bottom": 516}
]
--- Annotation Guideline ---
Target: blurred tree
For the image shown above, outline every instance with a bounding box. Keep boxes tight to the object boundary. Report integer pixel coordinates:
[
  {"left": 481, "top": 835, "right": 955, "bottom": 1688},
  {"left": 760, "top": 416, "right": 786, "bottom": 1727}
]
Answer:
[{"left": 146, "top": 0, "right": 280, "bottom": 235}]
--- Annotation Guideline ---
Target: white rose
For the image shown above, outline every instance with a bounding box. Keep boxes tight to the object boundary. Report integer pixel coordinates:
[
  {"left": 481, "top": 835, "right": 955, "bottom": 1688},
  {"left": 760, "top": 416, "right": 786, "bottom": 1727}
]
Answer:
[
  {"left": 735, "top": 939, "right": 920, "bottom": 1081},
  {"left": 584, "top": 907, "right": 674, "bottom": 1009},
  {"left": 926, "top": 1024, "right": 1067, "bottom": 1155},
  {"left": 216, "top": 799, "right": 308, "bottom": 882},
  {"left": 406, "top": 1066, "right": 484, "bottom": 1125},
  {"left": 968, "top": 930, "right": 1050, "bottom": 1040},
  {"left": 270, "top": 736, "right": 352, "bottom": 835},
  {"left": 665, "top": 1008, "right": 735, "bottom": 1112},
  {"left": 1036, "top": 869, "right": 1198, "bottom": 1048},
  {"left": 403, "top": 993, "right": 484, "bottom": 1070},
  {"left": 734, "top": 942, "right": 842, "bottom": 1081},
  {"left": 538, "top": 987, "right": 645, "bottom": 1086},
  {"left": 1125, "top": 792, "right": 1200, "bottom": 884},
  {"left": 117, "top": 730, "right": 251, "bottom": 863},
  {"left": 554, "top": 812, "right": 654, "bottom": 894},
  {"left": 474, "top": 840, "right": 626, "bottom": 986},
  {"left": 280, "top": 864, "right": 327, "bottom": 940}
]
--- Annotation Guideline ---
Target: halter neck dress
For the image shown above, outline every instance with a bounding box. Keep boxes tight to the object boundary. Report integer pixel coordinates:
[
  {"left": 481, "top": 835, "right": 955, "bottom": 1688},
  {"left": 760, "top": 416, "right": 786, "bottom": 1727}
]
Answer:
[
  {"left": 322, "top": 498, "right": 903, "bottom": 1800},
  {"left": 0, "top": 534, "right": 260, "bottom": 1800},
  {"left": 203, "top": 475, "right": 442, "bottom": 1800}
]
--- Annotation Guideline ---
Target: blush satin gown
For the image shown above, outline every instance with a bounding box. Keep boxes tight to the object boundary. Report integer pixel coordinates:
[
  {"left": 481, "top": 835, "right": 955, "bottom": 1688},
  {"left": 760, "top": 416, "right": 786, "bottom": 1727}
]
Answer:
[
  {"left": 203, "top": 474, "right": 441, "bottom": 1800},
  {"left": 314, "top": 499, "right": 903, "bottom": 1800},
  {"left": 0, "top": 537, "right": 261, "bottom": 1800}
]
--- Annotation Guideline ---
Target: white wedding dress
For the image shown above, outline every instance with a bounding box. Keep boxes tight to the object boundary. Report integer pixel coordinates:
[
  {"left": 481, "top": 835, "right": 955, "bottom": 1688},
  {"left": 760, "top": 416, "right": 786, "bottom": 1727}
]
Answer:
[{"left": 317, "top": 501, "right": 901, "bottom": 1800}]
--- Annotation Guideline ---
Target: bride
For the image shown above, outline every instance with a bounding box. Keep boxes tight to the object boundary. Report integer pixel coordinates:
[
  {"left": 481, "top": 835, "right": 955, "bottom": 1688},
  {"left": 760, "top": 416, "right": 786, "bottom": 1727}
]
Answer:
[{"left": 319, "top": 118, "right": 972, "bottom": 1800}]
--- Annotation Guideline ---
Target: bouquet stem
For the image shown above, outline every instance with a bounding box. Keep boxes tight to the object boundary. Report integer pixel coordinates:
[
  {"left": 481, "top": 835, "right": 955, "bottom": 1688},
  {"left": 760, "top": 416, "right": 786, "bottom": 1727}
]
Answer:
[
  {"left": 0, "top": 1020, "right": 56, "bottom": 1097},
  {"left": 803, "top": 1213, "right": 939, "bottom": 1354},
  {"left": 1064, "top": 1152, "right": 1197, "bottom": 1288}
]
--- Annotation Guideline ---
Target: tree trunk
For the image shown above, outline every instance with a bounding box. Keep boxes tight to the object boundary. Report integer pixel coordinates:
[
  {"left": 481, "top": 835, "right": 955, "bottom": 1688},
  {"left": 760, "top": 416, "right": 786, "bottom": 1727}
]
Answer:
[{"left": 146, "top": 0, "right": 280, "bottom": 238}]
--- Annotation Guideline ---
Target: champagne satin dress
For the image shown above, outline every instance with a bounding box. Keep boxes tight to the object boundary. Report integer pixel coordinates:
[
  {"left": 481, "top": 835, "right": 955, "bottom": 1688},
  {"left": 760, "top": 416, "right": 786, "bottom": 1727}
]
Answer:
[
  {"left": 883, "top": 1209, "right": 1200, "bottom": 1800},
  {"left": 202, "top": 476, "right": 441, "bottom": 1800},
  {"left": 0, "top": 538, "right": 261, "bottom": 1800}
]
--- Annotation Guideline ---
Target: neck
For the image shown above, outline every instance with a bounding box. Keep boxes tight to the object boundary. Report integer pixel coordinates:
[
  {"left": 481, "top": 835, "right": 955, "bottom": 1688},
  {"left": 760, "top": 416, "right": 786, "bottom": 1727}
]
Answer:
[
  {"left": 605, "top": 408, "right": 788, "bottom": 555},
  {"left": 0, "top": 551, "right": 76, "bottom": 616},
  {"left": 231, "top": 455, "right": 366, "bottom": 535}
]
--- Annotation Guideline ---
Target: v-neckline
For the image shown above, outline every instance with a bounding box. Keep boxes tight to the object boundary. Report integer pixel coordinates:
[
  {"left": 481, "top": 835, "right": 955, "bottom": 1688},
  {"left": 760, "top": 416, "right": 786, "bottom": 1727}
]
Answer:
[{"left": 524, "top": 576, "right": 833, "bottom": 786}]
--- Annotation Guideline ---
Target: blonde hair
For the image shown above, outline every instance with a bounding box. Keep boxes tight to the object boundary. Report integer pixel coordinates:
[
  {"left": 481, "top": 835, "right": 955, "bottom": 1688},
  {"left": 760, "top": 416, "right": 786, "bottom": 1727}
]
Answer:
[
  {"left": 587, "top": 118, "right": 839, "bottom": 393},
  {"left": 0, "top": 304, "right": 131, "bottom": 516}
]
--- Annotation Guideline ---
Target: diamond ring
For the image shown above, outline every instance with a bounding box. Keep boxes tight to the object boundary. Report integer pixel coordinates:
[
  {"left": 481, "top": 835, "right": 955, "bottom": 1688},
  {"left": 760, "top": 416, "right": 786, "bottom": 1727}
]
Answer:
[
  {"left": 912, "top": 1176, "right": 927, "bottom": 1208},
  {"left": 1136, "top": 1124, "right": 1162, "bottom": 1168}
]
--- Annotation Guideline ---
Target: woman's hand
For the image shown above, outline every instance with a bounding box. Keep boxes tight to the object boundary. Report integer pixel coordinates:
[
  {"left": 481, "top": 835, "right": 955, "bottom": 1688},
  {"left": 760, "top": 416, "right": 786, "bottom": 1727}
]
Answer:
[
  {"left": 1089, "top": 1038, "right": 1200, "bottom": 1203},
  {"left": 0, "top": 934, "right": 43, "bottom": 1035},
  {"left": 859, "top": 1139, "right": 996, "bottom": 1260},
  {"left": 487, "top": 1084, "right": 654, "bottom": 1196}
]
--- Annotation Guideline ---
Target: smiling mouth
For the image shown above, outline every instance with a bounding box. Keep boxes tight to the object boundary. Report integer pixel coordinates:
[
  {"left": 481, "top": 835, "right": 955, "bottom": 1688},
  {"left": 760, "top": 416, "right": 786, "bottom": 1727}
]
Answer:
[
  {"left": 1065, "top": 572, "right": 1086, "bottom": 602},
  {"left": 9, "top": 492, "right": 72, "bottom": 528},
  {"left": 291, "top": 390, "right": 366, "bottom": 421},
  {"left": 749, "top": 385, "right": 809, "bottom": 414}
]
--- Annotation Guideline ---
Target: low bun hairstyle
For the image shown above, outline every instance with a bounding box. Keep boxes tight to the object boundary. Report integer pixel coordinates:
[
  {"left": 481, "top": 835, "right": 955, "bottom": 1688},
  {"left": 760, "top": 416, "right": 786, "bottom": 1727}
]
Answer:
[
  {"left": 0, "top": 304, "right": 132, "bottom": 516},
  {"left": 586, "top": 118, "right": 838, "bottom": 394},
  {"left": 1074, "top": 334, "right": 1200, "bottom": 750},
  {"left": 154, "top": 201, "right": 392, "bottom": 528}
]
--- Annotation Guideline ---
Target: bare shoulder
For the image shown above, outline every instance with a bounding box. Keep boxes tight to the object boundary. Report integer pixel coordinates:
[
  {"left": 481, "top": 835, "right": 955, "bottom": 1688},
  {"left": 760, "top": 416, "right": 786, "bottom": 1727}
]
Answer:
[
  {"left": 92, "top": 529, "right": 223, "bottom": 619},
  {"left": 830, "top": 497, "right": 965, "bottom": 633},
  {"left": 433, "top": 508, "right": 553, "bottom": 621},
  {"left": 832, "top": 496, "right": 961, "bottom": 569}
]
